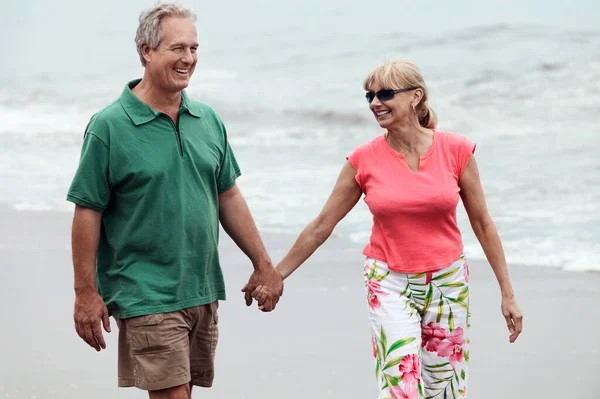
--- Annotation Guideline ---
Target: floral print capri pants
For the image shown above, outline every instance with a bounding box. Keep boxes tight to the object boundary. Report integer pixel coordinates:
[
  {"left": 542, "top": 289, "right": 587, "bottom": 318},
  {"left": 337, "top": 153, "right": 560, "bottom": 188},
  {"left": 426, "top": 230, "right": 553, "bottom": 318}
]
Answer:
[{"left": 364, "top": 256, "right": 470, "bottom": 399}]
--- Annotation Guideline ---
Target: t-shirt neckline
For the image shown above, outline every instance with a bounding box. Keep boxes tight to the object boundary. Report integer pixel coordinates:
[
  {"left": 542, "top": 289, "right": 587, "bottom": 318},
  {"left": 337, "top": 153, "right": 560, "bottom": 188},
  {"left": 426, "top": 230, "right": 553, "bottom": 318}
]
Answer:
[{"left": 381, "top": 129, "right": 438, "bottom": 160}]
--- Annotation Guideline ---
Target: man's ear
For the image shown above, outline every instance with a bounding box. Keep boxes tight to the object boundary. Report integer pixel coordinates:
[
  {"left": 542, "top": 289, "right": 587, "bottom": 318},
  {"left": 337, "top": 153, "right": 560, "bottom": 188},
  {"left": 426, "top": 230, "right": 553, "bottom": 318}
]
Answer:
[{"left": 141, "top": 44, "right": 152, "bottom": 65}]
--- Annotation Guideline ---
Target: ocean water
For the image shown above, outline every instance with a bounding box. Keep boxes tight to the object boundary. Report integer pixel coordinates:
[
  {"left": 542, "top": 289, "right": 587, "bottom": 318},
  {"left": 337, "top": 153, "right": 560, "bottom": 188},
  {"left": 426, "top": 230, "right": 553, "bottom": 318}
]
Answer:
[{"left": 1, "top": 0, "right": 599, "bottom": 272}]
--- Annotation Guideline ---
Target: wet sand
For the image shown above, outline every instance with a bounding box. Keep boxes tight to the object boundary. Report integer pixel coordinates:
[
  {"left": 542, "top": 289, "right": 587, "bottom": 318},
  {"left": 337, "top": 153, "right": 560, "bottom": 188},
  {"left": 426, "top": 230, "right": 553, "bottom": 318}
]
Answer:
[{"left": 0, "top": 208, "right": 598, "bottom": 398}]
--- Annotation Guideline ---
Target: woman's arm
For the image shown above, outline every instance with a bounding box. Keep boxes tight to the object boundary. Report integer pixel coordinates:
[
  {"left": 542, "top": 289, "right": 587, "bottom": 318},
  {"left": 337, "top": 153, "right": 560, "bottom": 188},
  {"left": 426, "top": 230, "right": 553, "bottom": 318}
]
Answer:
[
  {"left": 459, "top": 156, "right": 523, "bottom": 343},
  {"left": 276, "top": 160, "right": 363, "bottom": 279}
]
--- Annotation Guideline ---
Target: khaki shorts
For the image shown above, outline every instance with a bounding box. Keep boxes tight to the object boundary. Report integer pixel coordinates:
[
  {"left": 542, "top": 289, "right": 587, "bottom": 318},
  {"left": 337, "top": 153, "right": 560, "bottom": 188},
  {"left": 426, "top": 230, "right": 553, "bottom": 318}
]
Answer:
[{"left": 115, "top": 301, "right": 219, "bottom": 391}]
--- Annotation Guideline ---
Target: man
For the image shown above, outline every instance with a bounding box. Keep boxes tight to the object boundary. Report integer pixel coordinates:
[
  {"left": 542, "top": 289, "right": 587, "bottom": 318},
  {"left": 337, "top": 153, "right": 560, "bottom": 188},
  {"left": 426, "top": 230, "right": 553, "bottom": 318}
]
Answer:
[{"left": 67, "top": 3, "right": 282, "bottom": 398}]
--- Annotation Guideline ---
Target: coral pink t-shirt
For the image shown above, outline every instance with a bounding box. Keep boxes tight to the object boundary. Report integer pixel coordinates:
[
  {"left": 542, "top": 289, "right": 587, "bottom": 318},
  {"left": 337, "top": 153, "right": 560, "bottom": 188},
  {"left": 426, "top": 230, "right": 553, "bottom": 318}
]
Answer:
[{"left": 347, "top": 130, "right": 476, "bottom": 273}]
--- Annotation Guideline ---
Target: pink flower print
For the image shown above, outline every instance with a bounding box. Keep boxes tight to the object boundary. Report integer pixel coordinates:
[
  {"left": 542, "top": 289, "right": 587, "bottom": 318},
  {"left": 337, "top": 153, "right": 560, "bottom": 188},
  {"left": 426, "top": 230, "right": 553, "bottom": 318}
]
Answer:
[
  {"left": 367, "top": 278, "right": 387, "bottom": 310},
  {"left": 398, "top": 353, "right": 420, "bottom": 388},
  {"left": 372, "top": 337, "right": 376, "bottom": 358},
  {"left": 369, "top": 293, "right": 381, "bottom": 309},
  {"left": 421, "top": 322, "right": 448, "bottom": 352},
  {"left": 464, "top": 261, "right": 469, "bottom": 283},
  {"left": 367, "top": 278, "right": 385, "bottom": 296},
  {"left": 390, "top": 383, "right": 417, "bottom": 399},
  {"left": 436, "top": 327, "right": 465, "bottom": 370}
]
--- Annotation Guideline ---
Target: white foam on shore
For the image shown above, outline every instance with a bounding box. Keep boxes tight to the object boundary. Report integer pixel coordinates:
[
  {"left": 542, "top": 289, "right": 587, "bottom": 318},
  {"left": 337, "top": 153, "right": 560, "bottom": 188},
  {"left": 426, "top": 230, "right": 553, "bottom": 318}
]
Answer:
[
  {"left": 346, "top": 231, "right": 600, "bottom": 273},
  {"left": 6, "top": 191, "right": 600, "bottom": 274},
  {"left": 0, "top": 105, "right": 93, "bottom": 136}
]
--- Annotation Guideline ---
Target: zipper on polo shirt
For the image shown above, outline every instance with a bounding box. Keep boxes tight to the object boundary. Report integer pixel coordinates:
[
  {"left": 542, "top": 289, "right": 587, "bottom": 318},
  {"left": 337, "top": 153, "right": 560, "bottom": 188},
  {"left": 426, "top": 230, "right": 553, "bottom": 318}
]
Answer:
[{"left": 165, "top": 115, "right": 184, "bottom": 158}]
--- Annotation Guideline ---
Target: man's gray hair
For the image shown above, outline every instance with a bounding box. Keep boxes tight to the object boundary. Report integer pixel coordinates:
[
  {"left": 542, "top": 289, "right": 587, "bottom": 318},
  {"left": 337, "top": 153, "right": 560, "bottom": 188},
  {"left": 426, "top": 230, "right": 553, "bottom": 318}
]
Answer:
[{"left": 135, "top": 2, "right": 197, "bottom": 67}]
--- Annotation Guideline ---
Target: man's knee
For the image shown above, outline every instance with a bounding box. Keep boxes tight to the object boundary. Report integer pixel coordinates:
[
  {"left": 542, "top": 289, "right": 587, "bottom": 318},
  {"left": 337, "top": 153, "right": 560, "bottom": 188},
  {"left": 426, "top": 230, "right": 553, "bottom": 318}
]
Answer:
[{"left": 149, "top": 383, "right": 191, "bottom": 399}]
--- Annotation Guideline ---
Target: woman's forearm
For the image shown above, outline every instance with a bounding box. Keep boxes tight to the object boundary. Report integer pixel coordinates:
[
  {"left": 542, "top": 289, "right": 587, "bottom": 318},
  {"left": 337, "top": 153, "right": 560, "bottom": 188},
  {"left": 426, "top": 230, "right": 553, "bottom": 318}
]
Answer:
[
  {"left": 276, "top": 217, "right": 332, "bottom": 279},
  {"left": 275, "top": 161, "right": 362, "bottom": 280},
  {"left": 473, "top": 219, "right": 514, "bottom": 298}
]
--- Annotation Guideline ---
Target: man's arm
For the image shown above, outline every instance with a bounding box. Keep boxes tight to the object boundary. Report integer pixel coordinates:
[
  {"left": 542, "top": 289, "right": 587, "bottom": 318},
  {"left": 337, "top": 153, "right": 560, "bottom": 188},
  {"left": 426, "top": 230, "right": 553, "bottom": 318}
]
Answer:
[
  {"left": 218, "top": 184, "right": 283, "bottom": 310},
  {"left": 71, "top": 205, "right": 111, "bottom": 351}
]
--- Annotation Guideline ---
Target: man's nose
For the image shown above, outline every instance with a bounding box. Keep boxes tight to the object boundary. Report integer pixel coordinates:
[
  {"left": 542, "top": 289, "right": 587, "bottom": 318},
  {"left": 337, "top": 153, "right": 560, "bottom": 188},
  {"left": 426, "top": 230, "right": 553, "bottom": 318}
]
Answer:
[{"left": 181, "top": 48, "right": 194, "bottom": 64}]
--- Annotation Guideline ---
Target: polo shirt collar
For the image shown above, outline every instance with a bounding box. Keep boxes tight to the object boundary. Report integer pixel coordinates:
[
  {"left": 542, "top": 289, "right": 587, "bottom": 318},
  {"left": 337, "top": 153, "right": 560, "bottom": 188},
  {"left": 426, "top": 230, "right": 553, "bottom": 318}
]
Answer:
[
  {"left": 120, "top": 79, "right": 202, "bottom": 126},
  {"left": 181, "top": 89, "right": 203, "bottom": 118}
]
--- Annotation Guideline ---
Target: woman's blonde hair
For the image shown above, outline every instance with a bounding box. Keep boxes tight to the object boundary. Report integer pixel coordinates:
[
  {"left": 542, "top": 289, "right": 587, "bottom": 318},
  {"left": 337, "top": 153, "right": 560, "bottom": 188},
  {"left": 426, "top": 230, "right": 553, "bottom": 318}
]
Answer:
[{"left": 363, "top": 58, "right": 438, "bottom": 129}]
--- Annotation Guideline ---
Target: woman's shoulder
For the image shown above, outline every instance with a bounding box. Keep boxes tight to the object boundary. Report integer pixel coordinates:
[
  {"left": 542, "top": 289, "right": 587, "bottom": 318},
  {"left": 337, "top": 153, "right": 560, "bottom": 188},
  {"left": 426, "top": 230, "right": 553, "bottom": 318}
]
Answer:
[
  {"left": 435, "top": 130, "right": 475, "bottom": 150},
  {"left": 435, "top": 130, "right": 471, "bottom": 142},
  {"left": 351, "top": 134, "right": 385, "bottom": 154},
  {"left": 435, "top": 130, "right": 477, "bottom": 176},
  {"left": 346, "top": 134, "right": 385, "bottom": 168}
]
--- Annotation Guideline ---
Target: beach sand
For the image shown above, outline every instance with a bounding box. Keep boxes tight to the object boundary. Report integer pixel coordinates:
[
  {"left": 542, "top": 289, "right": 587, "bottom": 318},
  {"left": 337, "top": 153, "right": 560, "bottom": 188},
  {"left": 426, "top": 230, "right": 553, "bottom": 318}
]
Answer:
[{"left": 0, "top": 208, "right": 598, "bottom": 398}]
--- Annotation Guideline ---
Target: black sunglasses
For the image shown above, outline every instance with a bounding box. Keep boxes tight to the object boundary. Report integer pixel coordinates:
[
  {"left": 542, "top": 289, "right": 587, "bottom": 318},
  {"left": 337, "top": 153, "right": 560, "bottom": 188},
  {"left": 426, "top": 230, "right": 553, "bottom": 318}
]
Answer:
[{"left": 365, "top": 87, "right": 418, "bottom": 103}]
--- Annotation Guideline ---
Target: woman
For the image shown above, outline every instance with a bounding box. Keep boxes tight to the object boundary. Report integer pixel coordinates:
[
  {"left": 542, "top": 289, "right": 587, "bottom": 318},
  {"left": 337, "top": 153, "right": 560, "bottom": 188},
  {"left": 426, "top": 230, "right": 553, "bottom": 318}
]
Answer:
[{"left": 250, "top": 58, "right": 523, "bottom": 399}]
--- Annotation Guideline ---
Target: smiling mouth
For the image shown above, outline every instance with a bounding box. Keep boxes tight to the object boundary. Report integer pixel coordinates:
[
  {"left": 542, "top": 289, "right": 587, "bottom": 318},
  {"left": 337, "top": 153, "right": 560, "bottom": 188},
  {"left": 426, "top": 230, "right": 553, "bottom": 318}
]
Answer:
[
  {"left": 375, "top": 110, "right": 391, "bottom": 118},
  {"left": 174, "top": 68, "right": 189, "bottom": 75}
]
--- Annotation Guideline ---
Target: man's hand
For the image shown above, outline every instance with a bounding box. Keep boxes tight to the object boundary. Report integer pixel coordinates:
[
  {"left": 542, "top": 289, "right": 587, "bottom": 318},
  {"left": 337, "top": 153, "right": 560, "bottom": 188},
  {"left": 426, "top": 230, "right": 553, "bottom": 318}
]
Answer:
[
  {"left": 74, "top": 290, "right": 111, "bottom": 351},
  {"left": 241, "top": 266, "right": 283, "bottom": 312},
  {"left": 218, "top": 185, "right": 283, "bottom": 311}
]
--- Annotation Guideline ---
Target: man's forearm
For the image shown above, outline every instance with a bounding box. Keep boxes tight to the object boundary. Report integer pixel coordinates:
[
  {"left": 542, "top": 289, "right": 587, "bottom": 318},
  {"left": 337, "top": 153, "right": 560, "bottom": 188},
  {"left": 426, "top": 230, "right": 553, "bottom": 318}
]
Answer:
[
  {"left": 71, "top": 205, "right": 103, "bottom": 293},
  {"left": 218, "top": 185, "right": 272, "bottom": 270}
]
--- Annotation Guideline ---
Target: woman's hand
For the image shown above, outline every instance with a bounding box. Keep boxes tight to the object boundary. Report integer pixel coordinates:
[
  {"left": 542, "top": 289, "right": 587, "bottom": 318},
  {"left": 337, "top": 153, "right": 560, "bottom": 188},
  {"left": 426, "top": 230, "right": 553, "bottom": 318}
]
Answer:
[
  {"left": 501, "top": 296, "right": 523, "bottom": 343},
  {"left": 251, "top": 285, "right": 274, "bottom": 311}
]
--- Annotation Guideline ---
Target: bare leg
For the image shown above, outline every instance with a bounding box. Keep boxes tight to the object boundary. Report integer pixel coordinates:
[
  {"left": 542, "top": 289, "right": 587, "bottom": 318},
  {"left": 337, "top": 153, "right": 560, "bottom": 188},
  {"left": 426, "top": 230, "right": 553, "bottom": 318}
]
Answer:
[{"left": 149, "top": 383, "right": 191, "bottom": 399}]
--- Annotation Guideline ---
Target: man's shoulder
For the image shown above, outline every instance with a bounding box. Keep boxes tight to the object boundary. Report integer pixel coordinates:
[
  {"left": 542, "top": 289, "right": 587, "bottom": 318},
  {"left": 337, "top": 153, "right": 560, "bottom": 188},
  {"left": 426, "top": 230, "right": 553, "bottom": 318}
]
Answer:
[
  {"left": 85, "top": 99, "right": 128, "bottom": 136},
  {"left": 187, "top": 98, "right": 221, "bottom": 121},
  {"left": 184, "top": 97, "right": 232, "bottom": 145}
]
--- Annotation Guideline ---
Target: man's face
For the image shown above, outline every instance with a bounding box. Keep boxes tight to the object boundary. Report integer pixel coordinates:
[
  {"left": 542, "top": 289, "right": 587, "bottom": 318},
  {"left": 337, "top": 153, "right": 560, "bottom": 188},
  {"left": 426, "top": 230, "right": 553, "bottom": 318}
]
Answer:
[{"left": 143, "top": 16, "right": 198, "bottom": 93}]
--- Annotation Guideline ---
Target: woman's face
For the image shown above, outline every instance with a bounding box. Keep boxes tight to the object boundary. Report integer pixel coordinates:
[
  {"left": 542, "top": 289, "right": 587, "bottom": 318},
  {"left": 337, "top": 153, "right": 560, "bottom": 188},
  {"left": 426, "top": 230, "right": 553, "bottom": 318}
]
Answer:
[{"left": 366, "top": 83, "right": 421, "bottom": 129}]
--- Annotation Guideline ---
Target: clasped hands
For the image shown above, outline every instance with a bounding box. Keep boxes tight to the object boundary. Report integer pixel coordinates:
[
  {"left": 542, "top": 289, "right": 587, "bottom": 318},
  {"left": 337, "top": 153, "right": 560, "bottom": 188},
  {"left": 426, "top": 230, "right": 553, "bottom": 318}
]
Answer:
[{"left": 241, "top": 265, "right": 284, "bottom": 312}]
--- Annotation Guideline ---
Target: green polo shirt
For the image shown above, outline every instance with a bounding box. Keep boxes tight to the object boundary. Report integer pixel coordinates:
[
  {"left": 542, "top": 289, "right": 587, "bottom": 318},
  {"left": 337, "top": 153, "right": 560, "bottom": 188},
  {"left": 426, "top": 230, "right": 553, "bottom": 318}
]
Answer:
[{"left": 66, "top": 79, "right": 241, "bottom": 319}]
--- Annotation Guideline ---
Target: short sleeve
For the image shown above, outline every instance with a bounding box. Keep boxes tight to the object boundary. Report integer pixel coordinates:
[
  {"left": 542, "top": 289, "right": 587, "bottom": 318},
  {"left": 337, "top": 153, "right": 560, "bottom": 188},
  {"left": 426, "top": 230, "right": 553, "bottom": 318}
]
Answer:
[
  {"left": 455, "top": 135, "right": 477, "bottom": 177},
  {"left": 215, "top": 119, "right": 241, "bottom": 194},
  {"left": 346, "top": 147, "right": 364, "bottom": 189},
  {"left": 66, "top": 132, "right": 111, "bottom": 211}
]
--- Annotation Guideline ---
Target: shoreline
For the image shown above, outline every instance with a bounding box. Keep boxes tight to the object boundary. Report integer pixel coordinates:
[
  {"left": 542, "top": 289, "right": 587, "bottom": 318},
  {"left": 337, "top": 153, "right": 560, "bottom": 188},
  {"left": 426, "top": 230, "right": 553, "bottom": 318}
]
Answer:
[{"left": 2, "top": 205, "right": 597, "bottom": 275}]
